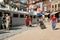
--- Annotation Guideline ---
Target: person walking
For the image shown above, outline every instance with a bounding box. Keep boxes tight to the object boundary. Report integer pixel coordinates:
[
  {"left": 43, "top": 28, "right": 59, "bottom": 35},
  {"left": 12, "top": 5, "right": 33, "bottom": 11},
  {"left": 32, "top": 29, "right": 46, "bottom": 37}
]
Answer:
[
  {"left": 50, "top": 15, "right": 53, "bottom": 23},
  {"left": 2, "top": 13, "right": 6, "bottom": 29},
  {"left": 29, "top": 16, "right": 33, "bottom": 27},
  {"left": 25, "top": 16, "right": 29, "bottom": 27},
  {"left": 37, "top": 6, "right": 41, "bottom": 26},
  {"left": 39, "top": 15, "right": 46, "bottom": 29},
  {"left": 6, "top": 14, "right": 10, "bottom": 30},
  {"left": 51, "top": 15, "right": 56, "bottom": 30}
]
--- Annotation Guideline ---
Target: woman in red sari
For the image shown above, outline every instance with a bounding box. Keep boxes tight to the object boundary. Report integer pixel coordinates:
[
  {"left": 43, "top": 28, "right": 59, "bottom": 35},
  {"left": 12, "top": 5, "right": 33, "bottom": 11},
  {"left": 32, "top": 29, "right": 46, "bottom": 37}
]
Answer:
[{"left": 25, "top": 16, "right": 29, "bottom": 26}]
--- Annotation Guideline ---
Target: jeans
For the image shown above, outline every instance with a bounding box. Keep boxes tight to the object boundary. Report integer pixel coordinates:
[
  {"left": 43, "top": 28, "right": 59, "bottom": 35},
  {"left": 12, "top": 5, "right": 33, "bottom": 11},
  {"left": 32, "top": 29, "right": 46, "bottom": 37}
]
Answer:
[{"left": 52, "top": 21, "right": 56, "bottom": 30}]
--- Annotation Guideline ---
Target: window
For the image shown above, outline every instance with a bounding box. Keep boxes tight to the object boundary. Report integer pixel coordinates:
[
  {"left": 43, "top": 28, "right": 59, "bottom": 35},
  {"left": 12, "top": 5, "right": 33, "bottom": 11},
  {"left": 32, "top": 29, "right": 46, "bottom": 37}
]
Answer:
[
  {"left": 30, "top": 15, "right": 32, "bottom": 18},
  {"left": 13, "top": 14, "right": 18, "bottom": 17},
  {"left": 20, "top": 14, "right": 24, "bottom": 18},
  {"left": 55, "top": 4, "right": 57, "bottom": 8},
  {"left": 52, "top": 5, "right": 54, "bottom": 8},
  {"left": 58, "top": 4, "right": 60, "bottom": 11},
  {"left": 0, "top": 12, "right": 2, "bottom": 17},
  {"left": 58, "top": 4, "right": 60, "bottom": 7},
  {"left": 33, "top": 15, "right": 36, "bottom": 18}
]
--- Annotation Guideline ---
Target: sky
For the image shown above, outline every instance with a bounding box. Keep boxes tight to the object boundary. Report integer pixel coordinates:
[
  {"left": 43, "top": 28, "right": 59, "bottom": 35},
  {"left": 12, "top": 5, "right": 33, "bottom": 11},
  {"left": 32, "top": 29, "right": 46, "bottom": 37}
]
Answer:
[{"left": 20, "top": 0, "right": 26, "bottom": 3}]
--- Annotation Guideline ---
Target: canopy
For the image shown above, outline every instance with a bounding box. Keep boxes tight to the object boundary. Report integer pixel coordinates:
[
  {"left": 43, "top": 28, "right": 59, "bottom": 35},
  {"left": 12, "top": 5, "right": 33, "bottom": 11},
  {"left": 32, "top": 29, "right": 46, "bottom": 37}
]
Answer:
[
  {"left": 0, "top": 8, "right": 9, "bottom": 10},
  {"left": 50, "top": 12, "right": 58, "bottom": 15},
  {"left": 44, "top": 13, "right": 49, "bottom": 15}
]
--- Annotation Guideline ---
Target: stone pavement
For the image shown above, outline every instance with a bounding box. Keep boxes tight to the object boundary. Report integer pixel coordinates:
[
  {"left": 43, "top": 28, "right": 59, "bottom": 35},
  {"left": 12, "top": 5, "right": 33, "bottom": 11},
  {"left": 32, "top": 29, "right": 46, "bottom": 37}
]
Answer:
[
  {"left": 0, "top": 24, "right": 37, "bottom": 40},
  {"left": 4, "top": 22, "right": 60, "bottom": 40}
]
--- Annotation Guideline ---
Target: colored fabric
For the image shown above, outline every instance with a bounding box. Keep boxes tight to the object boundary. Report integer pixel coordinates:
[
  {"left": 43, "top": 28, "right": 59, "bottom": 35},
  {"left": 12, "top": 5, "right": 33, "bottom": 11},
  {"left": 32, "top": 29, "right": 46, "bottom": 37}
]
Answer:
[
  {"left": 6, "top": 21, "right": 9, "bottom": 27},
  {"left": 37, "top": 7, "right": 40, "bottom": 13},
  {"left": 52, "top": 17, "right": 56, "bottom": 22},
  {"left": 25, "top": 18, "right": 29, "bottom": 26}
]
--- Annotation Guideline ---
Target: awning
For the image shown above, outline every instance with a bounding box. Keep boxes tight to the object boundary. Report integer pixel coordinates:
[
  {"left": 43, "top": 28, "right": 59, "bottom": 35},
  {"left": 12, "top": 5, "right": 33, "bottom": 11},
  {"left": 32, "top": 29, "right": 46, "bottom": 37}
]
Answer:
[
  {"left": 44, "top": 13, "right": 49, "bottom": 15},
  {"left": 50, "top": 12, "right": 58, "bottom": 15},
  {"left": 0, "top": 8, "right": 9, "bottom": 11}
]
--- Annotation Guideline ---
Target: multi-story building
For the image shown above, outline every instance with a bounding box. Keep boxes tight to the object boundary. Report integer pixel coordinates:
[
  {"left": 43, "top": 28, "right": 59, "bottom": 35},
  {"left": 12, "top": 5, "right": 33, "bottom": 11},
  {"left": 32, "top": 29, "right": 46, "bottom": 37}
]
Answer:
[
  {"left": 26, "top": 0, "right": 51, "bottom": 12},
  {"left": 51, "top": 0, "right": 60, "bottom": 11},
  {"left": 43, "top": 0, "right": 51, "bottom": 12},
  {"left": 0, "top": 0, "right": 53, "bottom": 12},
  {"left": 26, "top": 0, "right": 44, "bottom": 11}
]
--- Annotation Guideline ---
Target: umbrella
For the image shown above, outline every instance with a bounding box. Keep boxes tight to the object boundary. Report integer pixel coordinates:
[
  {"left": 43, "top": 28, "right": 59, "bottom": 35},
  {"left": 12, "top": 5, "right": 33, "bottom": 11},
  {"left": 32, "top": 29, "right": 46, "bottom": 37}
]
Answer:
[
  {"left": 50, "top": 12, "right": 58, "bottom": 15},
  {"left": 44, "top": 13, "right": 49, "bottom": 15}
]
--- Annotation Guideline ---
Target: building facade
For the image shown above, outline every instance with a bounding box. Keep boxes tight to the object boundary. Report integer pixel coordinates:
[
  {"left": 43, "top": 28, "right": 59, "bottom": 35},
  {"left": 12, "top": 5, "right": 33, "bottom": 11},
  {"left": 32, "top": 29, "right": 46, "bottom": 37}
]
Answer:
[
  {"left": 43, "top": 0, "right": 51, "bottom": 12},
  {"left": 51, "top": 1, "right": 60, "bottom": 11}
]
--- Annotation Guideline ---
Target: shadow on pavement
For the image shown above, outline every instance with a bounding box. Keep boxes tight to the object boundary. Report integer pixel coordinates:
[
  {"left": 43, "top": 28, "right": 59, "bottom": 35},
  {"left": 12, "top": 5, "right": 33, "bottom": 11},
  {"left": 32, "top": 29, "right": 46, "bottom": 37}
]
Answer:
[
  {"left": 29, "top": 25, "right": 36, "bottom": 27},
  {"left": 55, "top": 28, "right": 60, "bottom": 30},
  {"left": 32, "top": 25, "right": 37, "bottom": 27},
  {"left": 10, "top": 27, "right": 22, "bottom": 30},
  {"left": 0, "top": 31, "right": 9, "bottom": 34}
]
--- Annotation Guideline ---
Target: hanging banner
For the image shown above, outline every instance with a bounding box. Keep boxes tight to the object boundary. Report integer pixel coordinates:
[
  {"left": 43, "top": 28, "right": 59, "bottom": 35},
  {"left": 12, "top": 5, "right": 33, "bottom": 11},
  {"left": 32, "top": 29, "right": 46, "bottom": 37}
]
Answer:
[{"left": 39, "top": 2, "right": 43, "bottom": 11}]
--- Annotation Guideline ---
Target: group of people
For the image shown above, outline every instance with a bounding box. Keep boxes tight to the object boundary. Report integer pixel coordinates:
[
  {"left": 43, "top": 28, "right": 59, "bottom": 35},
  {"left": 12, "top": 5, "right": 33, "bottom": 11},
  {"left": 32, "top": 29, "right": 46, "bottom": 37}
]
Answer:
[
  {"left": 25, "top": 16, "right": 33, "bottom": 27},
  {"left": 2, "top": 13, "right": 10, "bottom": 30},
  {"left": 37, "top": 14, "right": 56, "bottom": 30},
  {"left": 1, "top": 13, "right": 56, "bottom": 30},
  {"left": 37, "top": 5, "right": 57, "bottom": 30}
]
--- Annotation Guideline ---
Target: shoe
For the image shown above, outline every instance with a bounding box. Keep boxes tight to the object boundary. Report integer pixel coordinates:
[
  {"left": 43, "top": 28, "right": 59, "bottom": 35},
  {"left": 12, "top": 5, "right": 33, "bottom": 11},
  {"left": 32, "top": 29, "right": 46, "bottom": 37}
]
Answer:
[{"left": 53, "top": 28, "right": 55, "bottom": 30}]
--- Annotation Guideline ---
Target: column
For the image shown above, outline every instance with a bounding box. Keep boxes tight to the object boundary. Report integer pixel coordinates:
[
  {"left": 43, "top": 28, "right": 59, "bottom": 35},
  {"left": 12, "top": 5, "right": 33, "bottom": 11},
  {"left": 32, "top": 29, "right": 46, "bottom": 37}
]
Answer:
[{"left": 54, "top": 4, "right": 55, "bottom": 11}]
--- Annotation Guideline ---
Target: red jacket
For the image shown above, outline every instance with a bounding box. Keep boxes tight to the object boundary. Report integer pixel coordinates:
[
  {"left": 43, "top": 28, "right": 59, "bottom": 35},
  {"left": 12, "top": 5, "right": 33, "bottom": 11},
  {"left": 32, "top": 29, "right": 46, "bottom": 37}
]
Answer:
[{"left": 52, "top": 17, "right": 56, "bottom": 22}]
